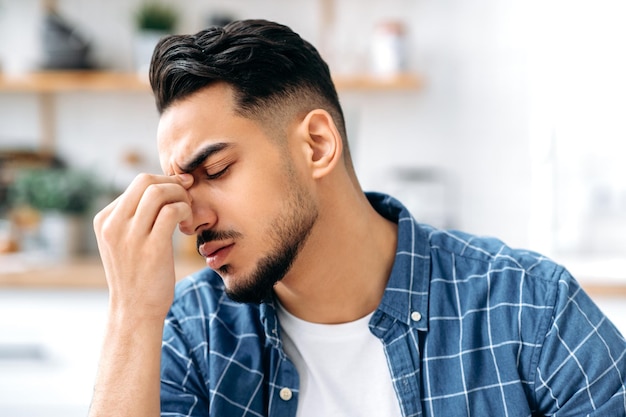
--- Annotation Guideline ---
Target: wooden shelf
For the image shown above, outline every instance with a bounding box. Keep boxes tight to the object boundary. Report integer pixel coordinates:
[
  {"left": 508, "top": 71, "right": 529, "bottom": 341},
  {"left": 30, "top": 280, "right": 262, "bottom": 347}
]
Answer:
[
  {"left": 0, "top": 69, "right": 422, "bottom": 154},
  {"left": 0, "top": 70, "right": 422, "bottom": 93},
  {"left": 334, "top": 73, "right": 423, "bottom": 91},
  {"left": 0, "top": 71, "right": 151, "bottom": 93}
]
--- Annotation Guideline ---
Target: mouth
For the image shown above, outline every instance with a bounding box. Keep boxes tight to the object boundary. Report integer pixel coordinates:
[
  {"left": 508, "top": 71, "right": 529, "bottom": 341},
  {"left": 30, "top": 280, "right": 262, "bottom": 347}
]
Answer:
[{"left": 198, "top": 241, "right": 235, "bottom": 270}]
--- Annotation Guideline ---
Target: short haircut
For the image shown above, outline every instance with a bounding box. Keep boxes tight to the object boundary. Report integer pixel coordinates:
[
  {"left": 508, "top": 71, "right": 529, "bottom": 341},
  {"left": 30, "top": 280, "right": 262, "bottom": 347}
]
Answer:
[{"left": 149, "top": 19, "right": 352, "bottom": 165}]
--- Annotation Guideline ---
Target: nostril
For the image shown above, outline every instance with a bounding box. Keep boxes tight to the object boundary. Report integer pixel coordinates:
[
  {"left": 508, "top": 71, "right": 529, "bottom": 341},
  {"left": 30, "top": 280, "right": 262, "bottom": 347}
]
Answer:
[{"left": 194, "top": 223, "right": 213, "bottom": 234}]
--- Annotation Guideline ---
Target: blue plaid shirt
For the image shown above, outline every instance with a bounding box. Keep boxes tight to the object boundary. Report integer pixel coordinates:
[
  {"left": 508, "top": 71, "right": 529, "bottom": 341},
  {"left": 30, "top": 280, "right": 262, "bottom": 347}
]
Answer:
[{"left": 160, "top": 192, "right": 626, "bottom": 416}]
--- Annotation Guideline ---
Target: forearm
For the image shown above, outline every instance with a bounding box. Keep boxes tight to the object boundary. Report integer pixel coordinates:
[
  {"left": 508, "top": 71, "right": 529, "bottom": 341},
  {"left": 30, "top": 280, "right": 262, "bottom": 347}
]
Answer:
[
  {"left": 88, "top": 173, "right": 193, "bottom": 416},
  {"left": 88, "top": 313, "right": 164, "bottom": 417}
]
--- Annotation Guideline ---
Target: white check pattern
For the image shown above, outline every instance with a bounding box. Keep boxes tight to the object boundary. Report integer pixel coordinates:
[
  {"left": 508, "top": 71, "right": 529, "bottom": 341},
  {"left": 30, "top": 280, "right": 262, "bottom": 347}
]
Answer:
[{"left": 160, "top": 192, "right": 626, "bottom": 416}]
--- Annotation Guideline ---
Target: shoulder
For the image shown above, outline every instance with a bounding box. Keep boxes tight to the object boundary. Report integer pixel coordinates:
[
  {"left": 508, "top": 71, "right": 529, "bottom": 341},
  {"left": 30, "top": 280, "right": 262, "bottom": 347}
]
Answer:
[
  {"left": 427, "top": 228, "right": 563, "bottom": 283},
  {"left": 424, "top": 228, "right": 569, "bottom": 321}
]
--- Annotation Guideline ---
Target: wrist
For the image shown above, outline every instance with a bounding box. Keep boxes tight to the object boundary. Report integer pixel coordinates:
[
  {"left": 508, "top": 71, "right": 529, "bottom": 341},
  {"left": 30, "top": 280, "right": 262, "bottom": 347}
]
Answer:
[{"left": 106, "top": 294, "right": 172, "bottom": 324}]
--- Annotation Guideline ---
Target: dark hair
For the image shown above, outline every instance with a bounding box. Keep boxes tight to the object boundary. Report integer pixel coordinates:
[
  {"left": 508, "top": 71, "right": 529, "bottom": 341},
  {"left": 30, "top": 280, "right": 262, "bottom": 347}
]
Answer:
[{"left": 149, "top": 19, "right": 350, "bottom": 156}]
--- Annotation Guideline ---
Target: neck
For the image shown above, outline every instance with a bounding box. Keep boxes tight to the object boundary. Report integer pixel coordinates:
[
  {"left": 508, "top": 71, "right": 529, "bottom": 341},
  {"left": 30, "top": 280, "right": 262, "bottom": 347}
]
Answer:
[{"left": 274, "top": 188, "right": 398, "bottom": 324}]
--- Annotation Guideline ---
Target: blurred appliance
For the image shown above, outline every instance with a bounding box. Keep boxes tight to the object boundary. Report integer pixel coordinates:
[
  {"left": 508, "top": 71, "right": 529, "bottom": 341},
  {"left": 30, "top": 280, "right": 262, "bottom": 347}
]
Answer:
[
  {"left": 387, "top": 167, "right": 455, "bottom": 229},
  {"left": 40, "top": 8, "right": 91, "bottom": 69}
]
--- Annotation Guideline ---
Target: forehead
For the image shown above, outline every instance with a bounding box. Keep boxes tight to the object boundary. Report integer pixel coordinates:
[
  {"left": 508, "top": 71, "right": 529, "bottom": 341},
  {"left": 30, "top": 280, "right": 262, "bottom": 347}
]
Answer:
[
  {"left": 157, "top": 83, "right": 241, "bottom": 172},
  {"left": 158, "top": 82, "right": 235, "bottom": 143}
]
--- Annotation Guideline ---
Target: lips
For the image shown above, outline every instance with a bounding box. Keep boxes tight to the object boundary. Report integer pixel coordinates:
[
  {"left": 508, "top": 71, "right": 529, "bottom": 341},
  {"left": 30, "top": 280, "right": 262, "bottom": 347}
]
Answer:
[{"left": 198, "top": 241, "right": 234, "bottom": 270}]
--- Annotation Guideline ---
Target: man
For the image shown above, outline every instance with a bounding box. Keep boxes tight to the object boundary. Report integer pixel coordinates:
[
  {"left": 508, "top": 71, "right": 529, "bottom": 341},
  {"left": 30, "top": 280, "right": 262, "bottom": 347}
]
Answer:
[{"left": 89, "top": 19, "right": 626, "bottom": 417}]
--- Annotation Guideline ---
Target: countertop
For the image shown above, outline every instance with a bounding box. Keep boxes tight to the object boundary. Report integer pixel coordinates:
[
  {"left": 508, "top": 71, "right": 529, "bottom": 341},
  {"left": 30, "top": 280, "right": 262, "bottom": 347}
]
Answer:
[
  {"left": 1, "top": 254, "right": 625, "bottom": 297},
  {"left": 0, "top": 254, "right": 206, "bottom": 289},
  {"left": 556, "top": 256, "right": 626, "bottom": 297}
]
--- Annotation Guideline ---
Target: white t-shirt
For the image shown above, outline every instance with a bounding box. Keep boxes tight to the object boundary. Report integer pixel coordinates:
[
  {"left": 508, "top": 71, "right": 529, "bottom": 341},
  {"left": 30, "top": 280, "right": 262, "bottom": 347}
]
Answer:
[{"left": 276, "top": 302, "right": 403, "bottom": 417}]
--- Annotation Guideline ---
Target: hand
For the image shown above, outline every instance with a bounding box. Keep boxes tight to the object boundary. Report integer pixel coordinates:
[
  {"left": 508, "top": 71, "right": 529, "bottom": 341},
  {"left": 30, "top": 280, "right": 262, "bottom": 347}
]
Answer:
[{"left": 93, "top": 173, "right": 194, "bottom": 322}]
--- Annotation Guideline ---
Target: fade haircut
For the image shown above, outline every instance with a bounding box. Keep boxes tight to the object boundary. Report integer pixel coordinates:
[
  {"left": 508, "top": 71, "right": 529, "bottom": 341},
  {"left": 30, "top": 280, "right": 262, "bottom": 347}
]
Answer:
[{"left": 149, "top": 19, "right": 353, "bottom": 168}]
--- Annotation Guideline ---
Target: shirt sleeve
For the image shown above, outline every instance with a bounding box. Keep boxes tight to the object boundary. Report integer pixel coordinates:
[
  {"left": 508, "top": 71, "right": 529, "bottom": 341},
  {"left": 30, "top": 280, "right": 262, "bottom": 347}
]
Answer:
[
  {"left": 534, "top": 267, "right": 626, "bottom": 416},
  {"left": 160, "top": 307, "right": 210, "bottom": 417}
]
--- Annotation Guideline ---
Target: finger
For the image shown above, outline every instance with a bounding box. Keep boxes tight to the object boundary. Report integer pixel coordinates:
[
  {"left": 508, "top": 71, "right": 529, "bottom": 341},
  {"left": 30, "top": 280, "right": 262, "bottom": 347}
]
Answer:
[
  {"left": 95, "top": 173, "right": 192, "bottom": 231},
  {"left": 110, "top": 173, "right": 188, "bottom": 222},
  {"left": 93, "top": 180, "right": 183, "bottom": 254},
  {"left": 92, "top": 190, "right": 123, "bottom": 232},
  {"left": 131, "top": 182, "right": 192, "bottom": 235},
  {"left": 93, "top": 194, "right": 122, "bottom": 255},
  {"left": 177, "top": 173, "right": 194, "bottom": 189},
  {"left": 151, "top": 201, "right": 193, "bottom": 244}
]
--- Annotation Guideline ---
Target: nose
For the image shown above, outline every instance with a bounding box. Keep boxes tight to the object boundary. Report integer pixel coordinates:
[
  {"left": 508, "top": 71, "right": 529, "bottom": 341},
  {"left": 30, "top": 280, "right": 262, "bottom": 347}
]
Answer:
[{"left": 178, "top": 183, "right": 218, "bottom": 235}]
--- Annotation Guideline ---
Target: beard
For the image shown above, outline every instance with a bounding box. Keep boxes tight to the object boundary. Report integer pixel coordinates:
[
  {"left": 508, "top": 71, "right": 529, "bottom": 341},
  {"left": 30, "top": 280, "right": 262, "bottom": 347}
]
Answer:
[{"left": 197, "top": 169, "right": 319, "bottom": 304}]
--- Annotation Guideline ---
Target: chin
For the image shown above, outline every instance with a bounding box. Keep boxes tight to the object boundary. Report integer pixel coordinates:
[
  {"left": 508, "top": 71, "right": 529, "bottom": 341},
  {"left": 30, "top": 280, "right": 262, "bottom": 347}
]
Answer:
[{"left": 219, "top": 266, "right": 278, "bottom": 304}]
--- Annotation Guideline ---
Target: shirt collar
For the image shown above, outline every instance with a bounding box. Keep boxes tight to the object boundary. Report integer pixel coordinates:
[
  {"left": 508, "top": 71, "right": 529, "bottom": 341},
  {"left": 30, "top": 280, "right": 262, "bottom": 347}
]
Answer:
[
  {"left": 366, "top": 192, "right": 431, "bottom": 331},
  {"left": 260, "top": 300, "right": 285, "bottom": 352}
]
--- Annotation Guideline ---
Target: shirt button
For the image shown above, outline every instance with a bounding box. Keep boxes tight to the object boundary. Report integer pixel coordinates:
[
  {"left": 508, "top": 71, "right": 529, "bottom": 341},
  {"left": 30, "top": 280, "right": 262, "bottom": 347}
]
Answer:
[
  {"left": 410, "top": 311, "right": 422, "bottom": 322},
  {"left": 279, "top": 387, "right": 293, "bottom": 401}
]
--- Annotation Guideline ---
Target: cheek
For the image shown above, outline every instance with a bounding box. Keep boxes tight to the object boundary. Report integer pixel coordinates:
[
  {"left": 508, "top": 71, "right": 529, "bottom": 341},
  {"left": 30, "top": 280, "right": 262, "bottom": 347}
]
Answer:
[
  {"left": 208, "top": 178, "right": 280, "bottom": 232},
  {"left": 235, "top": 162, "right": 292, "bottom": 211},
  {"left": 215, "top": 151, "right": 295, "bottom": 231},
  {"left": 232, "top": 185, "right": 282, "bottom": 224}
]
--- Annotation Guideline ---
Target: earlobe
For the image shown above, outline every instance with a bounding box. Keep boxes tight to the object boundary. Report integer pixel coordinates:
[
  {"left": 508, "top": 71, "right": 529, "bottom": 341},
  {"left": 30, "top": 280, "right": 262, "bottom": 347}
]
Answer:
[{"left": 302, "top": 109, "right": 343, "bottom": 179}]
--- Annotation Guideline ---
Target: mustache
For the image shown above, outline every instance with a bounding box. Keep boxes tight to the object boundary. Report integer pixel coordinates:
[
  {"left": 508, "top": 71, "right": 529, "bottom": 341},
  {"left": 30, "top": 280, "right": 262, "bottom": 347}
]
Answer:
[{"left": 196, "top": 229, "right": 242, "bottom": 249}]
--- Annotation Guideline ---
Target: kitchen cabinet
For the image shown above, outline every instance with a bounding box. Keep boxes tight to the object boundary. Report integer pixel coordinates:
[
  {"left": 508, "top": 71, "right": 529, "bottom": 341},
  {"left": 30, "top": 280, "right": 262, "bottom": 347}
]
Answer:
[
  {"left": 0, "top": 254, "right": 205, "bottom": 415},
  {"left": 0, "top": 288, "right": 107, "bottom": 417}
]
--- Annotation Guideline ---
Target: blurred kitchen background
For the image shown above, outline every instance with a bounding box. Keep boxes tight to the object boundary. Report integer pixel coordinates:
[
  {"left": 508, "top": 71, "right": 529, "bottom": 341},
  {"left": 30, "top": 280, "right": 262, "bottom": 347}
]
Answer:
[{"left": 0, "top": 0, "right": 625, "bottom": 415}]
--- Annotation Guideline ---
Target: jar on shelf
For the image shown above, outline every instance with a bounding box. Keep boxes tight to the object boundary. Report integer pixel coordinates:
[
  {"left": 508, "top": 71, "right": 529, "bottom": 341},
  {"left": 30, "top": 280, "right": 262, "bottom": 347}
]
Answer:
[{"left": 370, "top": 20, "right": 407, "bottom": 77}]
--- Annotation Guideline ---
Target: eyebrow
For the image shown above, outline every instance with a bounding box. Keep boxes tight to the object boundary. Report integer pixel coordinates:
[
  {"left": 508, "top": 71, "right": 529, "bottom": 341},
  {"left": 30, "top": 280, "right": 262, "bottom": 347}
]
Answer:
[{"left": 178, "top": 142, "right": 232, "bottom": 174}]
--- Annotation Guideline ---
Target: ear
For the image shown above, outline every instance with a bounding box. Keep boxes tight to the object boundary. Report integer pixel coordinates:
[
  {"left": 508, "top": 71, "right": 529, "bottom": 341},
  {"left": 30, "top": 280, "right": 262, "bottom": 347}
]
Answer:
[{"left": 299, "top": 109, "right": 343, "bottom": 180}]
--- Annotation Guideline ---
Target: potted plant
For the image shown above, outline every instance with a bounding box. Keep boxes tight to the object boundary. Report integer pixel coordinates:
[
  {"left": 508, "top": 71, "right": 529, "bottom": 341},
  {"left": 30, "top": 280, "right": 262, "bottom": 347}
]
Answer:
[
  {"left": 133, "top": 2, "right": 179, "bottom": 76},
  {"left": 8, "top": 167, "right": 100, "bottom": 259}
]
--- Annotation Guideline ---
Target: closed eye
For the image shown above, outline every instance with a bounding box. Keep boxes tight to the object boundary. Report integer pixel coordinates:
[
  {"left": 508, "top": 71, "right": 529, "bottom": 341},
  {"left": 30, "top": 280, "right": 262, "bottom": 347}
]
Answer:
[{"left": 205, "top": 165, "right": 230, "bottom": 180}]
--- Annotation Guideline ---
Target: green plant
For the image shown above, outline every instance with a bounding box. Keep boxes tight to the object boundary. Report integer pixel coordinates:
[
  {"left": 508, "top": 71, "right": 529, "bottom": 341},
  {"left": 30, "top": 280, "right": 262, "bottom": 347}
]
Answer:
[
  {"left": 135, "top": 2, "right": 178, "bottom": 32},
  {"left": 8, "top": 168, "right": 100, "bottom": 215}
]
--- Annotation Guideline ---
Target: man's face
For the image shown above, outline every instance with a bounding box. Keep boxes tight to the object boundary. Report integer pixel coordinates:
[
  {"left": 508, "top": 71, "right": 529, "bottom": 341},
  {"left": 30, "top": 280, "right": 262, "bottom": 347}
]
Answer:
[{"left": 157, "top": 83, "right": 318, "bottom": 303}]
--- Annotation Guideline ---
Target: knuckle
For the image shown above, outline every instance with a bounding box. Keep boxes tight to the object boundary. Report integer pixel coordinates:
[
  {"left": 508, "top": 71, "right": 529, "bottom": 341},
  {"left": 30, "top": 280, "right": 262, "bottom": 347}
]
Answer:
[
  {"left": 144, "top": 182, "right": 168, "bottom": 200},
  {"left": 160, "top": 201, "right": 179, "bottom": 217},
  {"left": 159, "top": 204, "right": 175, "bottom": 219},
  {"left": 136, "top": 172, "right": 154, "bottom": 183},
  {"left": 96, "top": 212, "right": 124, "bottom": 243},
  {"left": 93, "top": 208, "right": 112, "bottom": 233},
  {"left": 132, "top": 172, "right": 157, "bottom": 189},
  {"left": 160, "top": 201, "right": 190, "bottom": 222},
  {"left": 93, "top": 211, "right": 104, "bottom": 230},
  {"left": 99, "top": 219, "right": 116, "bottom": 241}
]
